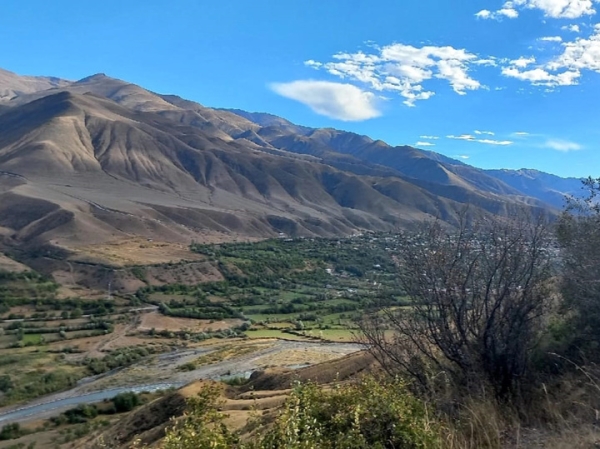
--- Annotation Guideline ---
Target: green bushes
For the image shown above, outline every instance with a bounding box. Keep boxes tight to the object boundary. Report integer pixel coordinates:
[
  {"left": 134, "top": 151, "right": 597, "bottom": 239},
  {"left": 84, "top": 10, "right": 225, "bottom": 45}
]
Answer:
[
  {"left": 0, "top": 369, "right": 80, "bottom": 406},
  {"left": 257, "top": 378, "right": 440, "bottom": 449},
  {"left": 84, "top": 346, "right": 160, "bottom": 375},
  {"left": 112, "top": 392, "right": 141, "bottom": 412},
  {"left": 0, "top": 423, "right": 24, "bottom": 441},
  {"left": 50, "top": 393, "right": 141, "bottom": 428},
  {"left": 160, "top": 379, "right": 441, "bottom": 449},
  {"left": 61, "top": 404, "right": 99, "bottom": 424}
]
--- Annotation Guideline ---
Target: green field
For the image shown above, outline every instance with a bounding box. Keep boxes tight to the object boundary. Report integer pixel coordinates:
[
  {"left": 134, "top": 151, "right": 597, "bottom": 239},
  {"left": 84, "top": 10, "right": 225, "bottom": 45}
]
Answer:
[{"left": 134, "top": 235, "right": 407, "bottom": 344}]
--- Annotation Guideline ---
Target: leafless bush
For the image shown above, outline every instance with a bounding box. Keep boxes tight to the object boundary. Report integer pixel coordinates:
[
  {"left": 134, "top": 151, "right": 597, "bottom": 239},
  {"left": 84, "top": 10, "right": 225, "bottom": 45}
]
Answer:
[{"left": 359, "top": 210, "right": 553, "bottom": 399}]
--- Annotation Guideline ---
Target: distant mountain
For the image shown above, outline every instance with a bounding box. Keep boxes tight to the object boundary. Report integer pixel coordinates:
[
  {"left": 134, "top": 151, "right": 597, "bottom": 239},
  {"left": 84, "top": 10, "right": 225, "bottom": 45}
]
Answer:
[
  {"left": 486, "top": 169, "right": 583, "bottom": 210},
  {"left": 0, "top": 67, "right": 70, "bottom": 102},
  {"left": 224, "top": 109, "right": 312, "bottom": 135},
  {"left": 0, "top": 68, "right": 576, "bottom": 267}
]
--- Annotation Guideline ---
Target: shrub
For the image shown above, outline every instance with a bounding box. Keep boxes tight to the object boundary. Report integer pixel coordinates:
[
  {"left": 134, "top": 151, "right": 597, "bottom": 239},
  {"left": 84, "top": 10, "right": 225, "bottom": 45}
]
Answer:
[
  {"left": 160, "top": 379, "right": 440, "bottom": 449},
  {"left": 0, "top": 423, "right": 22, "bottom": 441},
  {"left": 112, "top": 392, "right": 141, "bottom": 413},
  {"left": 257, "top": 377, "right": 440, "bottom": 449}
]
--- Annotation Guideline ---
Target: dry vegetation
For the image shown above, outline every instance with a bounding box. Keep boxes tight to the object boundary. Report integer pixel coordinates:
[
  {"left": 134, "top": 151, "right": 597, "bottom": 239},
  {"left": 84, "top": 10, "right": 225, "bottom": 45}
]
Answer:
[
  {"left": 70, "top": 238, "right": 206, "bottom": 266},
  {"left": 138, "top": 312, "right": 243, "bottom": 333}
]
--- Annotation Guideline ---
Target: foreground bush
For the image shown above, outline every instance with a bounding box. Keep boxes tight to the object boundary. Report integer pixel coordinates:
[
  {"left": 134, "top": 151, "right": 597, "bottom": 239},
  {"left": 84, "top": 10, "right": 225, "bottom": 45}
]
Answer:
[
  {"left": 159, "top": 379, "right": 441, "bottom": 449},
  {"left": 258, "top": 377, "right": 440, "bottom": 449}
]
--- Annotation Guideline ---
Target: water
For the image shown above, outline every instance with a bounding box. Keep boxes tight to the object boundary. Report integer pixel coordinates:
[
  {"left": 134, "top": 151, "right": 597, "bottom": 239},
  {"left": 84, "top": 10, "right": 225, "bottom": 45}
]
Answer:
[{"left": 0, "top": 382, "right": 185, "bottom": 424}]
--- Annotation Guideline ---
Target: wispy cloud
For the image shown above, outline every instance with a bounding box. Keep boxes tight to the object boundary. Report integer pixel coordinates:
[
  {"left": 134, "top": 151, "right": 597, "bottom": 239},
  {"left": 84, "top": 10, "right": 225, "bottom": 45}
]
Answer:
[
  {"left": 474, "top": 130, "right": 495, "bottom": 135},
  {"left": 562, "top": 24, "right": 581, "bottom": 32},
  {"left": 270, "top": 80, "right": 381, "bottom": 121},
  {"left": 420, "top": 135, "right": 439, "bottom": 139},
  {"left": 539, "top": 36, "right": 563, "bottom": 42},
  {"left": 519, "top": 0, "right": 597, "bottom": 18},
  {"left": 544, "top": 138, "right": 582, "bottom": 151},
  {"left": 448, "top": 134, "right": 513, "bottom": 145},
  {"left": 478, "top": 0, "right": 597, "bottom": 20},
  {"left": 514, "top": 131, "right": 530, "bottom": 135},
  {"left": 457, "top": 155, "right": 471, "bottom": 159},
  {"left": 306, "top": 43, "right": 489, "bottom": 106},
  {"left": 510, "top": 57, "right": 536, "bottom": 68},
  {"left": 475, "top": 5, "right": 519, "bottom": 20},
  {"left": 502, "top": 25, "right": 600, "bottom": 88},
  {"left": 478, "top": 139, "right": 514, "bottom": 145},
  {"left": 416, "top": 141, "right": 436, "bottom": 147},
  {"left": 448, "top": 134, "right": 476, "bottom": 141}
]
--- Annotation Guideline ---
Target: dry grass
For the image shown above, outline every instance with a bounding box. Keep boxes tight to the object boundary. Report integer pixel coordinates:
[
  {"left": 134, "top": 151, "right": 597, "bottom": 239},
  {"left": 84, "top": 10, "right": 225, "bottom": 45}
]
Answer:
[
  {"left": 256, "top": 347, "right": 355, "bottom": 368},
  {"left": 138, "top": 312, "right": 244, "bottom": 333},
  {"left": 0, "top": 253, "right": 28, "bottom": 272},
  {"left": 70, "top": 238, "right": 204, "bottom": 266}
]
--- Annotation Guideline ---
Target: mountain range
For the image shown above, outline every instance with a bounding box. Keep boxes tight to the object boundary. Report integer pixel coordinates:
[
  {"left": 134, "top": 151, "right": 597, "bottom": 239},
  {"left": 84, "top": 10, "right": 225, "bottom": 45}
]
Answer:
[{"left": 0, "top": 67, "right": 584, "bottom": 265}]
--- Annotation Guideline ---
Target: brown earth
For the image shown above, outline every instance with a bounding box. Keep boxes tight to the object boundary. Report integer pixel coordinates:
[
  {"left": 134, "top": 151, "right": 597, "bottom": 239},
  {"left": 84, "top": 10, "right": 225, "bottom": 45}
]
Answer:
[
  {"left": 138, "top": 312, "right": 243, "bottom": 333},
  {"left": 69, "top": 238, "right": 205, "bottom": 266},
  {"left": 15, "top": 254, "right": 223, "bottom": 295},
  {"left": 0, "top": 253, "right": 28, "bottom": 272}
]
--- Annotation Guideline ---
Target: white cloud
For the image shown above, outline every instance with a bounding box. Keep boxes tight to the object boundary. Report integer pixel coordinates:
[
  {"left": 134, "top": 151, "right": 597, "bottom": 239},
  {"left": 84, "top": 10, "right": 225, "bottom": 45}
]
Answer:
[
  {"left": 562, "top": 24, "right": 581, "bottom": 32},
  {"left": 511, "top": 56, "right": 536, "bottom": 68},
  {"left": 499, "top": 7, "right": 520, "bottom": 17},
  {"left": 479, "top": 0, "right": 597, "bottom": 20},
  {"left": 544, "top": 138, "right": 582, "bottom": 150},
  {"left": 514, "top": 131, "right": 530, "bottom": 135},
  {"left": 502, "top": 25, "right": 600, "bottom": 87},
  {"left": 305, "top": 43, "right": 487, "bottom": 106},
  {"left": 474, "top": 130, "right": 495, "bottom": 135},
  {"left": 270, "top": 80, "right": 381, "bottom": 121},
  {"left": 478, "top": 139, "right": 514, "bottom": 145},
  {"left": 502, "top": 66, "right": 580, "bottom": 85},
  {"left": 513, "top": 0, "right": 597, "bottom": 18},
  {"left": 448, "top": 134, "right": 476, "bottom": 141},
  {"left": 540, "top": 36, "right": 563, "bottom": 42},
  {"left": 448, "top": 134, "right": 513, "bottom": 145},
  {"left": 473, "top": 58, "right": 499, "bottom": 66},
  {"left": 420, "top": 135, "right": 440, "bottom": 139},
  {"left": 476, "top": 5, "right": 519, "bottom": 19},
  {"left": 457, "top": 155, "right": 471, "bottom": 159},
  {"left": 548, "top": 27, "right": 600, "bottom": 72},
  {"left": 416, "top": 141, "right": 436, "bottom": 147}
]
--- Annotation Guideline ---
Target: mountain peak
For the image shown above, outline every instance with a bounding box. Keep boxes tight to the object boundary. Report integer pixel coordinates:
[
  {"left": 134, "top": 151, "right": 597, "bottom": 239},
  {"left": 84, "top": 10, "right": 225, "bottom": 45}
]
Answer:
[{"left": 75, "top": 73, "right": 112, "bottom": 83}]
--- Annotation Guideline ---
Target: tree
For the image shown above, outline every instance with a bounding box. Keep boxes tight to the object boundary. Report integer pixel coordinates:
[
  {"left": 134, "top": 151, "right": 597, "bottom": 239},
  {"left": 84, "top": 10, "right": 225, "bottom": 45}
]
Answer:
[
  {"left": 359, "top": 210, "right": 552, "bottom": 399},
  {"left": 556, "top": 177, "right": 600, "bottom": 353}
]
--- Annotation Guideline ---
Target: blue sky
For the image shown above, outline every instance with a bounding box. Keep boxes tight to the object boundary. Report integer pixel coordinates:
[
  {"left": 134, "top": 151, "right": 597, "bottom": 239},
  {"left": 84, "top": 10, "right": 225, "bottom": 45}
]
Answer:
[{"left": 2, "top": 0, "right": 600, "bottom": 178}]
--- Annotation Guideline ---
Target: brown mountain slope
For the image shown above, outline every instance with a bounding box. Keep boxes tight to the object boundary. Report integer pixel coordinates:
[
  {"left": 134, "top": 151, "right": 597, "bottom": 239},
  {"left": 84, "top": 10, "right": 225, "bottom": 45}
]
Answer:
[
  {"left": 0, "top": 90, "right": 491, "bottom": 260},
  {"left": 0, "top": 70, "right": 561, "bottom": 272},
  {"left": 0, "top": 67, "right": 70, "bottom": 102}
]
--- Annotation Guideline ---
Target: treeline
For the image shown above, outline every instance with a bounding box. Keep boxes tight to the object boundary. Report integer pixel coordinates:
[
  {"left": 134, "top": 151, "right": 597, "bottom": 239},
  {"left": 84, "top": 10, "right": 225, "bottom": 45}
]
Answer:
[
  {"left": 4, "top": 319, "right": 113, "bottom": 335},
  {"left": 0, "top": 296, "right": 116, "bottom": 318},
  {"left": 191, "top": 236, "right": 396, "bottom": 284},
  {"left": 83, "top": 345, "right": 167, "bottom": 375}
]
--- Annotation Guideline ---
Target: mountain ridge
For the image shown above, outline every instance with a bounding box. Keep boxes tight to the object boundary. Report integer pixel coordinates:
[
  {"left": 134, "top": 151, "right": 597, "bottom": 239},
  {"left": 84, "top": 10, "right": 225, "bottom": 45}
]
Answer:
[{"left": 0, "top": 68, "right": 580, "bottom": 268}]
